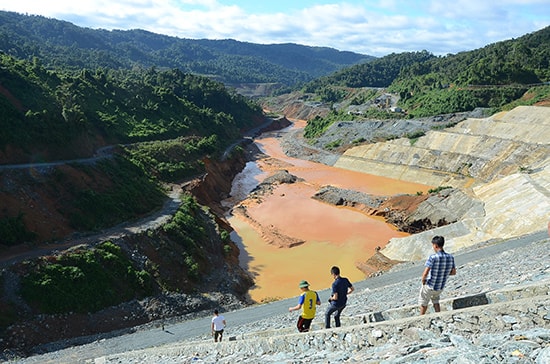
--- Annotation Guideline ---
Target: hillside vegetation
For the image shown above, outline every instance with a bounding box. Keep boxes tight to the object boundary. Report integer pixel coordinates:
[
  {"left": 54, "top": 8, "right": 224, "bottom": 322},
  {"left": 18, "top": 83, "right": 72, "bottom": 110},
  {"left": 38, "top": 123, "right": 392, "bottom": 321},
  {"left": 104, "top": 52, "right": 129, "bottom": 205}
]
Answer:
[
  {"left": 0, "top": 43, "right": 262, "bottom": 341},
  {"left": 0, "top": 11, "right": 372, "bottom": 87},
  {"left": 0, "top": 50, "right": 263, "bottom": 248},
  {"left": 0, "top": 54, "right": 263, "bottom": 163},
  {"left": 297, "top": 26, "right": 550, "bottom": 139}
]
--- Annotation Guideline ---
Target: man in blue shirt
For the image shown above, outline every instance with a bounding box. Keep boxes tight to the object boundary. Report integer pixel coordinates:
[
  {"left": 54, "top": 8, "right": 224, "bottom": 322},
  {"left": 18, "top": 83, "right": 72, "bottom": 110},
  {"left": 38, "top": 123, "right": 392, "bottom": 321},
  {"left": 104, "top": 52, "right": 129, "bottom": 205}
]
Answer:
[
  {"left": 325, "top": 266, "right": 354, "bottom": 328},
  {"left": 419, "top": 235, "right": 456, "bottom": 315}
]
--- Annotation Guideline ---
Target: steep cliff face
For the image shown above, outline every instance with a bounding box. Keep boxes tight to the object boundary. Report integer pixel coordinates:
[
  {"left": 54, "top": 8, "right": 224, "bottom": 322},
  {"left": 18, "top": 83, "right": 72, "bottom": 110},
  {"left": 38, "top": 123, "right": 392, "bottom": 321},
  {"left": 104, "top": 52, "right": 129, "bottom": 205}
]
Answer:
[
  {"left": 186, "top": 155, "right": 247, "bottom": 216},
  {"left": 186, "top": 117, "right": 293, "bottom": 216}
]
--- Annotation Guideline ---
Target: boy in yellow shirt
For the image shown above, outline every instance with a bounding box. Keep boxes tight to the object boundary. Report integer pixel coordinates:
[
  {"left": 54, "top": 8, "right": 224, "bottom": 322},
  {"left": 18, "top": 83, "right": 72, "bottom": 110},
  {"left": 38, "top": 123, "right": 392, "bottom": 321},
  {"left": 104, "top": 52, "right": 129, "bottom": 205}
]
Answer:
[{"left": 288, "top": 280, "right": 321, "bottom": 332}]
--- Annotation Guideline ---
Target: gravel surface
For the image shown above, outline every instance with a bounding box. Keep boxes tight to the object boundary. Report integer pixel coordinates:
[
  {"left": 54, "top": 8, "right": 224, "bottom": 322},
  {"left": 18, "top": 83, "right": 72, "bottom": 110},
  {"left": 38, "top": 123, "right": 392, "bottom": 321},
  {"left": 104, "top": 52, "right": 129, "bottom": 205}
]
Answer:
[{"left": 10, "top": 230, "right": 549, "bottom": 363}]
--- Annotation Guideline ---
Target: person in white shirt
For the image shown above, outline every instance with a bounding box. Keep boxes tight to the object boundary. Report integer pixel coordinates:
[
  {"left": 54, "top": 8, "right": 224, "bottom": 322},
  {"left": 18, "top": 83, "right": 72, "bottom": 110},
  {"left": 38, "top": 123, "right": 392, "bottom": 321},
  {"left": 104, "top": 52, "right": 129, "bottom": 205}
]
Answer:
[{"left": 211, "top": 309, "right": 226, "bottom": 342}]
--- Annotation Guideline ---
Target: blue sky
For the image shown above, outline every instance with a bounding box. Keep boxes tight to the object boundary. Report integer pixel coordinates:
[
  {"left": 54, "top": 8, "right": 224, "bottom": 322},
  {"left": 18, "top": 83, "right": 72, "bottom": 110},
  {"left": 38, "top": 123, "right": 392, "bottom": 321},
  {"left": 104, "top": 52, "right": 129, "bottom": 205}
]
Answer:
[{"left": 0, "top": 0, "right": 548, "bottom": 56}]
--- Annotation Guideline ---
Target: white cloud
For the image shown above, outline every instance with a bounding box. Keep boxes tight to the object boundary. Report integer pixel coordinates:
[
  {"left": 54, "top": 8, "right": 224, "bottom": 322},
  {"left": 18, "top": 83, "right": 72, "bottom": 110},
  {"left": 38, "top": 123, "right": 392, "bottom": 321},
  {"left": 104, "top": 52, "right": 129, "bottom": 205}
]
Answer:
[{"left": 0, "top": 0, "right": 547, "bottom": 56}]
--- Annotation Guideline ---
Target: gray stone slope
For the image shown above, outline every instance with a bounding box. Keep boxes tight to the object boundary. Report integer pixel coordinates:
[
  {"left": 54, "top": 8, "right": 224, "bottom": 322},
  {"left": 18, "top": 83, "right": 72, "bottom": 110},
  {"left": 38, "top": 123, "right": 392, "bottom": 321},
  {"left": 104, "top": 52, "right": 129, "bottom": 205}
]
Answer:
[
  {"left": 99, "top": 294, "right": 550, "bottom": 363},
  {"left": 369, "top": 106, "right": 550, "bottom": 262},
  {"left": 98, "top": 234, "right": 550, "bottom": 363},
  {"left": 334, "top": 106, "right": 550, "bottom": 187},
  {"left": 13, "top": 231, "right": 548, "bottom": 363}
]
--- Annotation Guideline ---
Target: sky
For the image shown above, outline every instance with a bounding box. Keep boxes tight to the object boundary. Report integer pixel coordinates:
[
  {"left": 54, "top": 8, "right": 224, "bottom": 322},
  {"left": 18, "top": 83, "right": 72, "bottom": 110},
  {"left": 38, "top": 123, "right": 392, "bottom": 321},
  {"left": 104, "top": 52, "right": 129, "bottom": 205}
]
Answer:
[{"left": 0, "top": 0, "right": 549, "bottom": 57}]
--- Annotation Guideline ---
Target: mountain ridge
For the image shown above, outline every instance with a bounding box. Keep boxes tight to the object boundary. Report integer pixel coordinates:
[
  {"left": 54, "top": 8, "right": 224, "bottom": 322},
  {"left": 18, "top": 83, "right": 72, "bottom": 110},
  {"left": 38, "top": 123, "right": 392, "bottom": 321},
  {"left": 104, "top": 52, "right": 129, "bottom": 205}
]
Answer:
[{"left": 0, "top": 10, "right": 373, "bottom": 86}]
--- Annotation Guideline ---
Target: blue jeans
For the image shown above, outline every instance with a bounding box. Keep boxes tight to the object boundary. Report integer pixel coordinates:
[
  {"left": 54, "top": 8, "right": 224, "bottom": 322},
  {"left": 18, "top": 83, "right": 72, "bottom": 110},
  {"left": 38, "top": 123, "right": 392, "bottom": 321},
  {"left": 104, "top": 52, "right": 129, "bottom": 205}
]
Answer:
[{"left": 325, "top": 304, "right": 345, "bottom": 328}]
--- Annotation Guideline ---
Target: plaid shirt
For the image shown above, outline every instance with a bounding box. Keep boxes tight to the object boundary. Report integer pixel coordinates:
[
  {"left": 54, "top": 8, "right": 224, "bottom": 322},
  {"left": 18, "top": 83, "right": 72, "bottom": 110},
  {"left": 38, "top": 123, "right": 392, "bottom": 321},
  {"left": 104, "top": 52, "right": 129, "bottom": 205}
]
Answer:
[{"left": 425, "top": 250, "right": 455, "bottom": 291}]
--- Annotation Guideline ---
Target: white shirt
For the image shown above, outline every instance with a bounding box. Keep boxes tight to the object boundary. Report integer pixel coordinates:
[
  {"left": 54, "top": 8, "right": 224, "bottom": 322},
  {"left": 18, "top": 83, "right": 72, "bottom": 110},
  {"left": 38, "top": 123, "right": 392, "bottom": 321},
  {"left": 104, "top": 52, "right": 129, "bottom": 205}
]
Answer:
[{"left": 212, "top": 315, "right": 225, "bottom": 331}]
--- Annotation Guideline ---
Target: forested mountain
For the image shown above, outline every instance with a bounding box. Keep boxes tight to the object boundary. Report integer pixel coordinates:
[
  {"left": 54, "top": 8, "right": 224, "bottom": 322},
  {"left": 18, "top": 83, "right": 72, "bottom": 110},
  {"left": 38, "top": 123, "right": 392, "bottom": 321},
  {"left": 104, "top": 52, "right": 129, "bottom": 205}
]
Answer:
[
  {"left": 305, "top": 27, "right": 549, "bottom": 90},
  {"left": 304, "top": 50, "right": 436, "bottom": 90},
  {"left": 0, "top": 11, "right": 373, "bottom": 86},
  {"left": 389, "top": 26, "right": 550, "bottom": 115},
  {"left": 300, "top": 26, "right": 550, "bottom": 118}
]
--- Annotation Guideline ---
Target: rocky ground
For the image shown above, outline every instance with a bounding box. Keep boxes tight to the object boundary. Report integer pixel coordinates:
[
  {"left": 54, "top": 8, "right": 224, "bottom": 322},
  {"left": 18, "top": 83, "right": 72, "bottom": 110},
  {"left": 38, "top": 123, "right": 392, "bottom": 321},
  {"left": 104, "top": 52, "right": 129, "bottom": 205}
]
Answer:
[
  {"left": 13, "top": 230, "right": 549, "bottom": 363},
  {"left": 278, "top": 108, "right": 488, "bottom": 166},
  {"left": 174, "top": 234, "right": 550, "bottom": 364}
]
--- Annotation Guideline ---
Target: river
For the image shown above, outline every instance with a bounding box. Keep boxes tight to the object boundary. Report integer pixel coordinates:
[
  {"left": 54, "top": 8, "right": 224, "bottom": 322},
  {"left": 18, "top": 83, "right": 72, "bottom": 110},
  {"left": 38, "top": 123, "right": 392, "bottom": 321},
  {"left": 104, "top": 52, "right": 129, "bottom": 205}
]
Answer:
[{"left": 225, "top": 121, "right": 431, "bottom": 303}]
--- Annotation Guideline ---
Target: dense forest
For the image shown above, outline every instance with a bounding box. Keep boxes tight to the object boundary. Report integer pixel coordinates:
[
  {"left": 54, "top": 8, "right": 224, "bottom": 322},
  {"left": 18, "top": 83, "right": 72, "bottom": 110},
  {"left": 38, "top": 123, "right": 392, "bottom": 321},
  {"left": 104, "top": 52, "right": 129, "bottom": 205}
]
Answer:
[
  {"left": 0, "top": 53, "right": 264, "bottom": 164},
  {"left": 0, "top": 11, "right": 372, "bottom": 87},
  {"left": 302, "top": 26, "right": 550, "bottom": 136},
  {"left": 303, "top": 26, "right": 549, "bottom": 90},
  {"left": 304, "top": 50, "right": 437, "bottom": 91},
  {"left": 389, "top": 26, "right": 550, "bottom": 116}
]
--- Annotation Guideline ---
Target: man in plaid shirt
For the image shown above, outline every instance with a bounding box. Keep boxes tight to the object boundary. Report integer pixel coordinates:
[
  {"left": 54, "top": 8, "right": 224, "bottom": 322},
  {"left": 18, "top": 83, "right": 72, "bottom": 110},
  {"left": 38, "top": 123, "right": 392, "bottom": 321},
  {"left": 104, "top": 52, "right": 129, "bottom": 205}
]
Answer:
[{"left": 419, "top": 235, "right": 456, "bottom": 315}]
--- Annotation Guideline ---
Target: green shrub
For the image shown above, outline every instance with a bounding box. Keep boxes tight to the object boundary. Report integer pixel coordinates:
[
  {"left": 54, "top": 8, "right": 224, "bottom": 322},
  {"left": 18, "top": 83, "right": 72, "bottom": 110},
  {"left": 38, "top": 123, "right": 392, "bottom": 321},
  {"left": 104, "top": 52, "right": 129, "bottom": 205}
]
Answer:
[
  {"left": 428, "top": 186, "right": 453, "bottom": 194},
  {"left": 20, "top": 241, "right": 152, "bottom": 314},
  {"left": 304, "top": 114, "right": 336, "bottom": 138},
  {"left": 0, "top": 214, "right": 37, "bottom": 246},
  {"left": 325, "top": 139, "right": 342, "bottom": 150},
  {"left": 406, "top": 130, "right": 426, "bottom": 145},
  {"left": 67, "top": 157, "right": 165, "bottom": 231}
]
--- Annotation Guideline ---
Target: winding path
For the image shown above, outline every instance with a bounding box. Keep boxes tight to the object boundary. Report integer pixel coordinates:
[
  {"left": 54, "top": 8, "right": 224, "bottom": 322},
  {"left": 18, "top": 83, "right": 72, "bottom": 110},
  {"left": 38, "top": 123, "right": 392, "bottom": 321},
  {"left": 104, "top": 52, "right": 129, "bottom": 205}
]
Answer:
[
  {"left": 1, "top": 118, "right": 278, "bottom": 269},
  {"left": 0, "top": 185, "right": 182, "bottom": 269},
  {"left": 0, "top": 143, "right": 182, "bottom": 269}
]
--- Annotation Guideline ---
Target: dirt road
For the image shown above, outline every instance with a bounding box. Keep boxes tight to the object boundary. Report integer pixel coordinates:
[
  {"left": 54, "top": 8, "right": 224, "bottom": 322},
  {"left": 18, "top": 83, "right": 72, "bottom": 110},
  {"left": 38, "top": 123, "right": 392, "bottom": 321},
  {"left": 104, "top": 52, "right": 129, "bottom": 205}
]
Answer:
[{"left": 0, "top": 185, "right": 182, "bottom": 269}]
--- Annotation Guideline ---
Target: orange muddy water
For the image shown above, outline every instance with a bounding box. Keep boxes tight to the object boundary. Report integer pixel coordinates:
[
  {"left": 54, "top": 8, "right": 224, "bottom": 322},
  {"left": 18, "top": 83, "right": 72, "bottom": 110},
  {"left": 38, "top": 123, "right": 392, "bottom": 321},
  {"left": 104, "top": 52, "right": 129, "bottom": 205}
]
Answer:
[{"left": 226, "top": 121, "right": 431, "bottom": 302}]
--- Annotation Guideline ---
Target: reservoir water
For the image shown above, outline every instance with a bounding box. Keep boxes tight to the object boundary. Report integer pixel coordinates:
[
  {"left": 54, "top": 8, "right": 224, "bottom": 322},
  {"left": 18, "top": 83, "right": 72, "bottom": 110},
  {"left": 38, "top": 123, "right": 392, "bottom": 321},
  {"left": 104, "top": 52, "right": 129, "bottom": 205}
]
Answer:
[{"left": 226, "top": 121, "right": 431, "bottom": 302}]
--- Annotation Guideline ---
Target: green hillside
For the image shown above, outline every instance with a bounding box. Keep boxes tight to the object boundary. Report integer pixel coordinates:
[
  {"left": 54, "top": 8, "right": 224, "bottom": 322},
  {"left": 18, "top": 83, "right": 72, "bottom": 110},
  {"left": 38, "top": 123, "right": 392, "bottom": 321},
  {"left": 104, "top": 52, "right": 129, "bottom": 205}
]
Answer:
[
  {"left": 0, "top": 11, "right": 373, "bottom": 87},
  {"left": 302, "top": 27, "right": 550, "bottom": 118},
  {"left": 0, "top": 54, "right": 263, "bottom": 163}
]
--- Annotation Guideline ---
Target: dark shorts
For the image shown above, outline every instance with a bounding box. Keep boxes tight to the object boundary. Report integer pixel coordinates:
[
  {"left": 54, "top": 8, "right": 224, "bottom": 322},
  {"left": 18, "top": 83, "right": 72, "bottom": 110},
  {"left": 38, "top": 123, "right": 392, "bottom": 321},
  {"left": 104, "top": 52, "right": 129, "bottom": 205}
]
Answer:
[
  {"left": 214, "top": 329, "right": 224, "bottom": 341},
  {"left": 297, "top": 316, "right": 313, "bottom": 332}
]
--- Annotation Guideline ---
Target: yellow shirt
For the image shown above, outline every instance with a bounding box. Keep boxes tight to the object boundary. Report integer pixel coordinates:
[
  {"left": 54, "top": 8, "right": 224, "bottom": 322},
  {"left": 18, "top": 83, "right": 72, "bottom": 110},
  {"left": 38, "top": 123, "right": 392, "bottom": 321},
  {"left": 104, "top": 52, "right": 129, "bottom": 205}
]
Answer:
[{"left": 300, "top": 290, "right": 319, "bottom": 319}]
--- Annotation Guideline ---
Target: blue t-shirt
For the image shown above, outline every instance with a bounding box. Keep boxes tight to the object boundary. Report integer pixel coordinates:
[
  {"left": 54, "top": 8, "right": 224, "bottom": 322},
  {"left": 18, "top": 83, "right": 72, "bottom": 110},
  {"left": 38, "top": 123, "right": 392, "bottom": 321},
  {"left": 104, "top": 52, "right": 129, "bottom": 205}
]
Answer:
[
  {"left": 331, "top": 277, "right": 353, "bottom": 307},
  {"left": 425, "top": 250, "right": 455, "bottom": 290}
]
